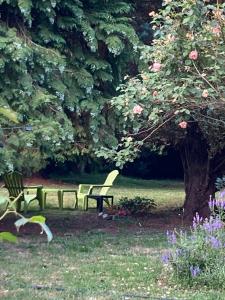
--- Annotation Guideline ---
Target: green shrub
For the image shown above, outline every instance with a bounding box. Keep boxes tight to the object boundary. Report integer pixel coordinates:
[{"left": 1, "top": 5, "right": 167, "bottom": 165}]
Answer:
[{"left": 118, "top": 196, "right": 156, "bottom": 215}]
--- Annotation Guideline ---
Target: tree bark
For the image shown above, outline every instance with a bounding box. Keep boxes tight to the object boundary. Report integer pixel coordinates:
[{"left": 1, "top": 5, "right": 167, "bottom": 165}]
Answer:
[{"left": 179, "top": 127, "right": 216, "bottom": 221}]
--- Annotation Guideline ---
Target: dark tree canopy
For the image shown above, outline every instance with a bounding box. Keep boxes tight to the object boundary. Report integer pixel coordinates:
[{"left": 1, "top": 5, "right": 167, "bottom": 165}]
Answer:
[{"left": 0, "top": 0, "right": 139, "bottom": 174}]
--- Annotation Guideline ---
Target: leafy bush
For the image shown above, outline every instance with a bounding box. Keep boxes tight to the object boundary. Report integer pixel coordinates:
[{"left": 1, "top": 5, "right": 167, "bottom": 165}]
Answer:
[
  {"left": 118, "top": 196, "right": 156, "bottom": 215},
  {"left": 162, "top": 195, "right": 225, "bottom": 288}
]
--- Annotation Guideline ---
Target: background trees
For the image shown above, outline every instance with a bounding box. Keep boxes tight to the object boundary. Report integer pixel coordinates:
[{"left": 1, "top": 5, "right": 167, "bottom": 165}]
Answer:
[
  {"left": 101, "top": 0, "right": 225, "bottom": 219},
  {"left": 0, "top": 0, "right": 139, "bottom": 174}
]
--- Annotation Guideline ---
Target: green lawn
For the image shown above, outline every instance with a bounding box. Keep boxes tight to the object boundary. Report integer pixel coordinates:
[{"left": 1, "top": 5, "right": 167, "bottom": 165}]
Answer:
[
  {"left": 0, "top": 175, "right": 224, "bottom": 299},
  {"left": 49, "top": 173, "right": 185, "bottom": 210}
]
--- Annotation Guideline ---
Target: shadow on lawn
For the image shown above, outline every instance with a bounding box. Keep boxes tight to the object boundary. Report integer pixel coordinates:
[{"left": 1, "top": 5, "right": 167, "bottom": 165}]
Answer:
[{"left": 0, "top": 207, "right": 187, "bottom": 239}]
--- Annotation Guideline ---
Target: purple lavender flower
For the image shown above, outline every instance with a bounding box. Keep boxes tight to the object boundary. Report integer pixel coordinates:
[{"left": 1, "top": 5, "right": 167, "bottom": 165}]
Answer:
[
  {"left": 203, "top": 217, "right": 223, "bottom": 233},
  {"left": 193, "top": 213, "right": 203, "bottom": 229},
  {"left": 215, "top": 199, "right": 225, "bottom": 210},
  {"left": 190, "top": 265, "right": 201, "bottom": 277},
  {"left": 161, "top": 251, "right": 171, "bottom": 264},
  {"left": 208, "top": 199, "right": 215, "bottom": 211},
  {"left": 208, "top": 236, "right": 222, "bottom": 249},
  {"left": 166, "top": 230, "right": 177, "bottom": 244}
]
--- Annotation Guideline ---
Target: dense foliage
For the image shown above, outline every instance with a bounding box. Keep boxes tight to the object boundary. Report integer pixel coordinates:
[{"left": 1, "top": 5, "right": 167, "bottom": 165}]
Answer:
[
  {"left": 0, "top": 0, "right": 139, "bottom": 174},
  {"left": 99, "top": 0, "right": 225, "bottom": 218}
]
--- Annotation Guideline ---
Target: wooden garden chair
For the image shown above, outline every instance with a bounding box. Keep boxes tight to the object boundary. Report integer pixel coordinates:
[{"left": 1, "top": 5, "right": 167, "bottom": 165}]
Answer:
[
  {"left": 3, "top": 171, "right": 43, "bottom": 213},
  {"left": 77, "top": 170, "right": 119, "bottom": 211}
]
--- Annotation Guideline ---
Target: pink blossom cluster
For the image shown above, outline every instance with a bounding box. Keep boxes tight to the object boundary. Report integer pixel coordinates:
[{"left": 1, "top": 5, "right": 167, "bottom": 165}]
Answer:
[
  {"left": 189, "top": 50, "right": 198, "bottom": 60},
  {"left": 150, "top": 62, "right": 161, "bottom": 72},
  {"left": 178, "top": 121, "right": 187, "bottom": 129},
  {"left": 133, "top": 104, "right": 143, "bottom": 115}
]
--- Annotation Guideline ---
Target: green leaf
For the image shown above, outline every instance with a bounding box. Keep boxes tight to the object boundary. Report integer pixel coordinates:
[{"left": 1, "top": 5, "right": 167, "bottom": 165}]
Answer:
[
  {"left": 29, "top": 215, "right": 46, "bottom": 224},
  {"left": 0, "top": 232, "right": 17, "bottom": 243}
]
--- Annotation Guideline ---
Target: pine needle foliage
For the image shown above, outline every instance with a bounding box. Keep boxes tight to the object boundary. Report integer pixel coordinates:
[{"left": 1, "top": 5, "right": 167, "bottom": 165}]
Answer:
[{"left": 0, "top": 0, "right": 140, "bottom": 174}]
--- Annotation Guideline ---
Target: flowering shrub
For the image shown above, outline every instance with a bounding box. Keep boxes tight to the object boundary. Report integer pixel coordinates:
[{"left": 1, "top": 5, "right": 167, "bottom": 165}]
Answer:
[
  {"left": 97, "top": 0, "right": 225, "bottom": 219},
  {"left": 162, "top": 194, "right": 225, "bottom": 287}
]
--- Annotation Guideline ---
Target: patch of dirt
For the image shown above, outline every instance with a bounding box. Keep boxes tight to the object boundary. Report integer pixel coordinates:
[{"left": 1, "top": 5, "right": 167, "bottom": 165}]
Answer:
[{"left": 0, "top": 210, "right": 188, "bottom": 239}]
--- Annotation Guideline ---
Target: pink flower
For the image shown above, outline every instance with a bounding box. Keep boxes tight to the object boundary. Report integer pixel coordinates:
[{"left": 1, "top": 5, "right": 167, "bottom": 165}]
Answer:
[
  {"left": 151, "top": 62, "right": 161, "bottom": 72},
  {"left": 133, "top": 105, "right": 143, "bottom": 115},
  {"left": 202, "top": 89, "right": 209, "bottom": 98},
  {"left": 212, "top": 26, "right": 221, "bottom": 35},
  {"left": 189, "top": 50, "right": 198, "bottom": 60},
  {"left": 179, "top": 121, "right": 187, "bottom": 129},
  {"left": 153, "top": 90, "right": 158, "bottom": 97}
]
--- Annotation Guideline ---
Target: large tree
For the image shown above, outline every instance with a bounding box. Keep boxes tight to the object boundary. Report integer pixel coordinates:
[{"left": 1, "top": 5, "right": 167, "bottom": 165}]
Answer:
[
  {"left": 98, "top": 0, "right": 225, "bottom": 219},
  {"left": 0, "top": 0, "right": 139, "bottom": 174}
]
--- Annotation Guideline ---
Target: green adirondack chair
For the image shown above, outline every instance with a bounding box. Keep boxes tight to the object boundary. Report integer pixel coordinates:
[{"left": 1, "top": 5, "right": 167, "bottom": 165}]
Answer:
[
  {"left": 78, "top": 170, "right": 119, "bottom": 210},
  {"left": 3, "top": 171, "right": 43, "bottom": 213}
]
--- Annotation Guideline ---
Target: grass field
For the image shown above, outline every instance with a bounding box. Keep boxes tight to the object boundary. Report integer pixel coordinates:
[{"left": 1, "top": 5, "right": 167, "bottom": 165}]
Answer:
[
  {"left": 0, "top": 174, "right": 224, "bottom": 299},
  {"left": 49, "top": 173, "right": 185, "bottom": 210}
]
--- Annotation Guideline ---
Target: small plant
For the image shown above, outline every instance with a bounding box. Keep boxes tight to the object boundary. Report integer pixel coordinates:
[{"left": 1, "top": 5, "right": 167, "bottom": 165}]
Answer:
[
  {"left": 162, "top": 194, "right": 225, "bottom": 288},
  {"left": 118, "top": 196, "right": 156, "bottom": 215}
]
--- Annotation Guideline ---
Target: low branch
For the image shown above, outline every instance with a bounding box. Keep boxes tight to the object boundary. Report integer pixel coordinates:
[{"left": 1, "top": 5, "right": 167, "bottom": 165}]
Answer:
[
  {"left": 213, "top": 156, "right": 225, "bottom": 173},
  {"left": 140, "top": 115, "right": 175, "bottom": 144},
  {"left": 192, "top": 62, "right": 225, "bottom": 103}
]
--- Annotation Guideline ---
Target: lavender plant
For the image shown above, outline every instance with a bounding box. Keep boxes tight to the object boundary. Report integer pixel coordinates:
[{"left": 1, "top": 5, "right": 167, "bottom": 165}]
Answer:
[{"left": 162, "top": 192, "right": 225, "bottom": 288}]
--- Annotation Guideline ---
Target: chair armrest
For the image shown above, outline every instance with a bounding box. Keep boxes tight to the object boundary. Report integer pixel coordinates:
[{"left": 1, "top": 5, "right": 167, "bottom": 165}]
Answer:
[
  {"left": 89, "top": 185, "right": 112, "bottom": 195},
  {"left": 78, "top": 184, "right": 112, "bottom": 194},
  {"left": 78, "top": 184, "right": 101, "bottom": 194},
  {"left": 24, "top": 185, "right": 43, "bottom": 189}
]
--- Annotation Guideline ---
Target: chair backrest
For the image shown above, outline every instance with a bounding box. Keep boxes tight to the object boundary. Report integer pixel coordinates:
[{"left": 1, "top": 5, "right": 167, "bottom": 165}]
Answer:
[
  {"left": 99, "top": 170, "right": 119, "bottom": 196},
  {"left": 3, "top": 171, "right": 25, "bottom": 199}
]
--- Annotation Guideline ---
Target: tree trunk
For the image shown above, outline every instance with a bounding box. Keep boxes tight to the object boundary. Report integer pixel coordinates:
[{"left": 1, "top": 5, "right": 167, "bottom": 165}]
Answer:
[{"left": 179, "top": 128, "right": 216, "bottom": 221}]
